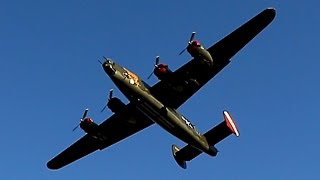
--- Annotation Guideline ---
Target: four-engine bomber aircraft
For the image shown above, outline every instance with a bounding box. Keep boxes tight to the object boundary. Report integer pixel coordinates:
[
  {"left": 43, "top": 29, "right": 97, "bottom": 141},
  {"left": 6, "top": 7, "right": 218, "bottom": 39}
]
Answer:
[{"left": 47, "top": 8, "right": 276, "bottom": 169}]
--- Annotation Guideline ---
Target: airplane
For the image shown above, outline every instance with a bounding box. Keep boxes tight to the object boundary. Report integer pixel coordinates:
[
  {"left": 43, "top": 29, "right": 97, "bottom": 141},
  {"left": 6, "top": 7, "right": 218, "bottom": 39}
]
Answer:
[{"left": 47, "top": 7, "right": 276, "bottom": 170}]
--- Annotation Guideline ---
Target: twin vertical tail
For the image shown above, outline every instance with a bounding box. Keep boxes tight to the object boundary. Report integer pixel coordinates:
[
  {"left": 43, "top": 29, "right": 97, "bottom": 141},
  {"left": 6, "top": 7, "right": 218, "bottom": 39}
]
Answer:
[
  {"left": 223, "top": 111, "right": 240, "bottom": 137},
  {"left": 172, "top": 110, "right": 239, "bottom": 169}
]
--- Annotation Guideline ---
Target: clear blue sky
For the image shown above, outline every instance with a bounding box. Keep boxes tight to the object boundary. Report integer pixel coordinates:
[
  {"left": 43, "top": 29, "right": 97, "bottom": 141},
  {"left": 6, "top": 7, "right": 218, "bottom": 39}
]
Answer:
[{"left": 1, "top": 1, "right": 319, "bottom": 179}]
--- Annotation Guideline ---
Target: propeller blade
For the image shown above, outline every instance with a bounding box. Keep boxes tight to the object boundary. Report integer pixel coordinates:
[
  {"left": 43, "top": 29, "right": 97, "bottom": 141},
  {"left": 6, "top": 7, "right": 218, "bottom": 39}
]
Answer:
[
  {"left": 155, "top": 56, "right": 160, "bottom": 66},
  {"left": 72, "top": 108, "right": 88, "bottom": 132},
  {"left": 100, "top": 105, "right": 107, "bottom": 113},
  {"left": 189, "top": 32, "right": 196, "bottom": 43},
  {"left": 72, "top": 124, "right": 80, "bottom": 132},
  {"left": 179, "top": 32, "right": 196, "bottom": 55},
  {"left": 147, "top": 56, "right": 161, "bottom": 79},
  {"left": 81, "top": 108, "right": 89, "bottom": 120},
  {"left": 101, "top": 89, "right": 114, "bottom": 113},
  {"left": 147, "top": 71, "right": 154, "bottom": 79},
  {"left": 108, "top": 89, "right": 114, "bottom": 100},
  {"left": 179, "top": 47, "right": 187, "bottom": 55}
]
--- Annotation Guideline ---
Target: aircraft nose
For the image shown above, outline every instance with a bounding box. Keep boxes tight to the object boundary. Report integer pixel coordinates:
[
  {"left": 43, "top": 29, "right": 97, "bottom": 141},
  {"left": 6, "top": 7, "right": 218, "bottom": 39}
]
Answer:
[{"left": 102, "top": 60, "right": 116, "bottom": 75}]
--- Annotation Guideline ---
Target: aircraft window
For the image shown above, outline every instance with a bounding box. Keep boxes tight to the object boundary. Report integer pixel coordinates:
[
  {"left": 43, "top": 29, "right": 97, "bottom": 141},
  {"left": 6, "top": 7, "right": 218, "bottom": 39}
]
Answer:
[
  {"left": 122, "top": 68, "right": 130, "bottom": 78},
  {"left": 123, "top": 71, "right": 129, "bottom": 78}
]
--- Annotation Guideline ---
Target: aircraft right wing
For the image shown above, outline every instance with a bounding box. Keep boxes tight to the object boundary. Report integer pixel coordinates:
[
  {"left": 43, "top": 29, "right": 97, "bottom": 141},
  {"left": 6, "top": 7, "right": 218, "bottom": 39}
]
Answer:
[{"left": 47, "top": 103, "right": 154, "bottom": 170}]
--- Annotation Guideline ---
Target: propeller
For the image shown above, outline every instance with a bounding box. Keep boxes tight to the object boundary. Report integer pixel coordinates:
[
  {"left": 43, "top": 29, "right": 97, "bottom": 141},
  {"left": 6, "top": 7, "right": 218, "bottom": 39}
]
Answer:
[
  {"left": 147, "top": 56, "right": 160, "bottom": 79},
  {"left": 179, "top": 32, "right": 196, "bottom": 55},
  {"left": 101, "top": 89, "right": 114, "bottom": 113},
  {"left": 72, "top": 108, "right": 89, "bottom": 131}
]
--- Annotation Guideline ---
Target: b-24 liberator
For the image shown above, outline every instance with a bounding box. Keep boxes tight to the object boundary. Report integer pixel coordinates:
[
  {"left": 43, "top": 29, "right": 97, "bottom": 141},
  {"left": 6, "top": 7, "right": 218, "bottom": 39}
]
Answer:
[{"left": 47, "top": 8, "right": 276, "bottom": 169}]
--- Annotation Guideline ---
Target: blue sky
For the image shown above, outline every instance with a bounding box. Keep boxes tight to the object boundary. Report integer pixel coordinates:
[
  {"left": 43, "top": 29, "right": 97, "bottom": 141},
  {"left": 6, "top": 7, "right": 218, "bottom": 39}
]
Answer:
[{"left": 1, "top": 0, "right": 319, "bottom": 179}]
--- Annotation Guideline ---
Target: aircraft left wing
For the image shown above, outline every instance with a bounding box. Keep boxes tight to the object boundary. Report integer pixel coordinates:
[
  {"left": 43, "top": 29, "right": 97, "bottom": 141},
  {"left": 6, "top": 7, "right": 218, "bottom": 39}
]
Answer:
[
  {"left": 47, "top": 104, "right": 154, "bottom": 170},
  {"left": 150, "top": 8, "right": 276, "bottom": 109}
]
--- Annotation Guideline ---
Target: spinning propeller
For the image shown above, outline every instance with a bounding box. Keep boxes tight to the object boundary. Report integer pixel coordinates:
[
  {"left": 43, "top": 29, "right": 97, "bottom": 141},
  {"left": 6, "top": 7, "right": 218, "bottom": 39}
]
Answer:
[
  {"left": 179, "top": 32, "right": 196, "bottom": 55},
  {"left": 100, "top": 89, "right": 114, "bottom": 113},
  {"left": 147, "top": 56, "right": 160, "bottom": 79},
  {"left": 72, "top": 108, "right": 89, "bottom": 132}
]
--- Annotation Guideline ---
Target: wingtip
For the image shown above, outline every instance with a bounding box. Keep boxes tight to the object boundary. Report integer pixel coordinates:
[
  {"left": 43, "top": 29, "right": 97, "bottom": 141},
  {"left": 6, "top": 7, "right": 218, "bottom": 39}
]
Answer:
[
  {"left": 46, "top": 160, "right": 59, "bottom": 170},
  {"left": 257, "top": 7, "right": 276, "bottom": 24},
  {"left": 265, "top": 7, "right": 276, "bottom": 16},
  {"left": 266, "top": 7, "right": 276, "bottom": 11}
]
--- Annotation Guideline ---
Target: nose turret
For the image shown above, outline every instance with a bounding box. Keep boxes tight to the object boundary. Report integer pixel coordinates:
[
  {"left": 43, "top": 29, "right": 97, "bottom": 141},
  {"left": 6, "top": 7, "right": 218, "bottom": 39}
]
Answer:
[{"left": 102, "top": 59, "right": 116, "bottom": 75}]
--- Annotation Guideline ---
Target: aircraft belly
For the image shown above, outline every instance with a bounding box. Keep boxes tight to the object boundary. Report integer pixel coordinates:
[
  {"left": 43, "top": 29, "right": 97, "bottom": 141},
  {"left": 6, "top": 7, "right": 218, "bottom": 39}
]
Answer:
[
  {"left": 134, "top": 90, "right": 209, "bottom": 151},
  {"left": 110, "top": 70, "right": 209, "bottom": 152}
]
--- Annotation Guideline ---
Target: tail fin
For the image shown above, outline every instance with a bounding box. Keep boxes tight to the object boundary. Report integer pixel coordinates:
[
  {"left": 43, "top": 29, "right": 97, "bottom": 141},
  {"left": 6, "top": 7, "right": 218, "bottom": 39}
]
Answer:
[
  {"left": 224, "top": 111, "right": 240, "bottom": 136},
  {"left": 172, "top": 145, "right": 187, "bottom": 169},
  {"left": 204, "top": 110, "right": 239, "bottom": 145}
]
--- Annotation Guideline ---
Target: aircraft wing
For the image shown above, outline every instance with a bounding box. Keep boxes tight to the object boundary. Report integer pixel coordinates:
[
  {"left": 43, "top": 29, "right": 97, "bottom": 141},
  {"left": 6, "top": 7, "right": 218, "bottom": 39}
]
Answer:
[
  {"left": 150, "top": 8, "right": 276, "bottom": 109},
  {"left": 47, "top": 104, "right": 154, "bottom": 170}
]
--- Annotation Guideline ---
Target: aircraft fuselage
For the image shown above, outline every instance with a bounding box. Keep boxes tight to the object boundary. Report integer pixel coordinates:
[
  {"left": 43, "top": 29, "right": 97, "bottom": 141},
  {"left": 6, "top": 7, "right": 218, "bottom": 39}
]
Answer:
[{"left": 102, "top": 59, "right": 216, "bottom": 156}]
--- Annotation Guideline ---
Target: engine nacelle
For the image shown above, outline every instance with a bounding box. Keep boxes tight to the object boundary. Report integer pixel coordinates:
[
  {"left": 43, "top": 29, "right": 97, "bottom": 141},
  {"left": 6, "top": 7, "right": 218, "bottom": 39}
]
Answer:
[
  {"left": 187, "top": 40, "right": 213, "bottom": 66},
  {"left": 107, "top": 97, "right": 126, "bottom": 113},
  {"left": 80, "top": 117, "right": 99, "bottom": 134},
  {"left": 154, "top": 64, "right": 172, "bottom": 80},
  {"left": 79, "top": 117, "right": 106, "bottom": 141}
]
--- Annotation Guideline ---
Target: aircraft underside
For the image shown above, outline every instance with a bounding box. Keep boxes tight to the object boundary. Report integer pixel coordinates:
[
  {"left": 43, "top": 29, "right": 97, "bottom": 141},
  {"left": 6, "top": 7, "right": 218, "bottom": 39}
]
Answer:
[{"left": 47, "top": 7, "right": 275, "bottom": 170}]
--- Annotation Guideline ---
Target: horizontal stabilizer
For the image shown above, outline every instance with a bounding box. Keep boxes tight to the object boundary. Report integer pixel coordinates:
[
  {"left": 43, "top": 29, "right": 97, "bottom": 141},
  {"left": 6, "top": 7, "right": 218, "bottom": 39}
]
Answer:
[{"left": 171, "top": 111, "right": 239, "bottom": 169}]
